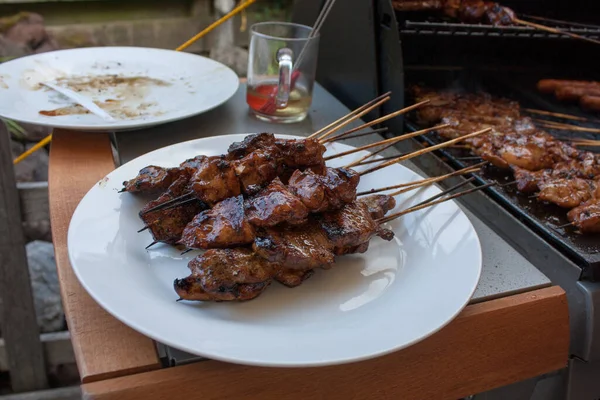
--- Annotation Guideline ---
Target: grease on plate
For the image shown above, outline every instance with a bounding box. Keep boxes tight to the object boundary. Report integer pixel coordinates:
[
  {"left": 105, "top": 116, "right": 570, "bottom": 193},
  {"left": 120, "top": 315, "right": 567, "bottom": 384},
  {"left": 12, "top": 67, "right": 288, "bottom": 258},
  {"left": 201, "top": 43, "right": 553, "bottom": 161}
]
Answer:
[
  {"left": 40, "top": 99, "right": 161, "bottom": 119},
  {"left": 0, "top": 75, "right": 8, "bottom": 89},
  {"left": 34, "top": 73, "right": 172, "bottom": 119}
]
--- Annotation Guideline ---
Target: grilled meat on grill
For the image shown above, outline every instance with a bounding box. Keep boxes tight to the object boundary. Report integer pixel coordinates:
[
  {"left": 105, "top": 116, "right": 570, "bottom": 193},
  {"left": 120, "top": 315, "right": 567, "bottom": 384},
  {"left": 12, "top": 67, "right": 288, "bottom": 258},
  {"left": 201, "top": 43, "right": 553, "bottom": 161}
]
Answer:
[
  {"left": 568, "top": 198, "right": 600, "bottom": 234},
  {"left": 393, "top": 0, "right": 516, "bottom": 26},
  {"left": 174, "top": 248, "right": 276, "bottom": 301}
]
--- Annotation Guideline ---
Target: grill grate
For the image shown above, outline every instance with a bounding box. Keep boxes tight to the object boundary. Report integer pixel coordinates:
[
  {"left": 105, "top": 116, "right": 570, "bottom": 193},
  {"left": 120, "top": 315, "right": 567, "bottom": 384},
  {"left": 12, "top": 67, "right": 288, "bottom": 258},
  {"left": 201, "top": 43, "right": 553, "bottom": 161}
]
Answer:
[{"left": 401, "top": 20, "right": 600, "bottom": 40}]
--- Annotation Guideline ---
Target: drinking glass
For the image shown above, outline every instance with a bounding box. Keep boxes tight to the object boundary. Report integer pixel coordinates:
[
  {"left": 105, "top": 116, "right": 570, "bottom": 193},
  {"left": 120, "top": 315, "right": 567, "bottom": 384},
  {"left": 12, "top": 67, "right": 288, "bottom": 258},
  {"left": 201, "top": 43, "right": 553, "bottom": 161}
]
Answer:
[{"left": 247, "top": 22, "right": 320, "bottom": 123}]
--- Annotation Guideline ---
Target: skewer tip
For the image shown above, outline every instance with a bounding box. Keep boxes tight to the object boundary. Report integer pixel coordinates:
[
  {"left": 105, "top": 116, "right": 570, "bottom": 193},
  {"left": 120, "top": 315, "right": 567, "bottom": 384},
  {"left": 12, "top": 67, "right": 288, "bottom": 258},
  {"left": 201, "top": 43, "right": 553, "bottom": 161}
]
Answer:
[{"left": 145, "top": 241, "right": 158, "bottom": 250}]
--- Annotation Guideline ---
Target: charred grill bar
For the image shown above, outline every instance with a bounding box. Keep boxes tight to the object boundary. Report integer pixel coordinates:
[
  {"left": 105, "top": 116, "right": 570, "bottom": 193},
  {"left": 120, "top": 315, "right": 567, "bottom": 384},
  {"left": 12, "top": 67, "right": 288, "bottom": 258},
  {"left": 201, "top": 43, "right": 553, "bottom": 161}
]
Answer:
[{"left": 301, "top": 0, "right": 600, "bottom": 398}]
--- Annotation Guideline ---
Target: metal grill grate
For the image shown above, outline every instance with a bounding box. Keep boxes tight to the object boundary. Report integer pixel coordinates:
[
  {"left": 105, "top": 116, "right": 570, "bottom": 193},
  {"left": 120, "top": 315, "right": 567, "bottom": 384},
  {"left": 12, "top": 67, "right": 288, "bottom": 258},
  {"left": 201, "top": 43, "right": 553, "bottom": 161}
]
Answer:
[{"left": 401, "top": 20, "right": 600, "bottom": 39}]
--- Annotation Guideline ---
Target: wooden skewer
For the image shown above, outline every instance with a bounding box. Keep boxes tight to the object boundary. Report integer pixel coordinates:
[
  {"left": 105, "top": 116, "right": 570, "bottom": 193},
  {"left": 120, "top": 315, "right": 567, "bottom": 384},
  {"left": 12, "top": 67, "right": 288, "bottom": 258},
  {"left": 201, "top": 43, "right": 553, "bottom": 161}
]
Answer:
[
  {"left": 536, "top": 121, "right": 600, "bottom": 134},
  {"left": 145, "top": 241, "right": 158, "bottom": 250},
  {"left": 359, "top": 128, "right": 491, "bottom": 176},
  {"left": 307, "top": 92, "right": 391, "bottom": 139},
  {"left": 321, "top": 127, "right": 388, "bottom": 144},
  {"left": 140, "top": 192, "right": 194, "bottom": 215},
  {"left": 326, "top": 124, "right": 448, "bottom": 162},
  {"left": 389, "top": 170, "right": 480, "bottom": 197},
  {"left": 344, "top": 133, "right": 415, "bottom": 167},
  {"left": 316, "top": 96, "right": 392, "bottom": 142},
  {"left": 352, "top": 154, "right": 399, "bottom": 167},
  {"left": 329, "top": 100, "right": 431, "bottom": 140},
  {"left": 521, "top": 14, "right": 600, "bottom": 31},
  {"left": 387, "top": 165, "right": 483, "bottom": 197},
  {"left": 378, "top": 182, "right": 495, "bottom": 224},
  {"left": 523, "top": 108, "right": 592, "bottom": 122},
  {"left": 572, "top": 141, "right": 600, "bottom": 147},
  {"left": 137, "top": 226, "right": 149, "bottom": 233},
  {"left": 555, "top": 222, "right": 574, "bottom": 229},
  {"left": 408, "top": 177, "right": 478, "bottom": 209},
  {"left": 514, "top": 18, "right": 600, "bottom": 46},
  {"left": 357, "top": 163, "right": 484, "bottom": 196}
]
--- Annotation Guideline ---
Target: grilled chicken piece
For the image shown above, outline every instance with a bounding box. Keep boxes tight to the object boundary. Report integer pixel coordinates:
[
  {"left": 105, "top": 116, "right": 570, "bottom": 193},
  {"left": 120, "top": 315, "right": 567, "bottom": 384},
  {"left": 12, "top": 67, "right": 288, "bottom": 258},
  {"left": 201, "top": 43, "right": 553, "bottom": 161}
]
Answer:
[
  {"left": 179, "top": 155, "right": 208, "bottom": 175},
  {"left": 174, "top": 248, "right": 276, "bottom": 301},
  {"left": 274, "top": 268, "right": 315, "bottom": 288},
  {"left": 232, "top": 150, "right": 281, "bottom": 195},
  {"left": 245, "top": 178, "right": 309, "bottom": 227},
  {"left": 568, "top": 198, "right": 600, "bottom": 234},
  {"left": 121, "top": 166, "right": 180, "bottom": 195},
  {"left": 358, "top": 195, "right": 397, "bottom": 220},
  {"left": 140, "top": 175, "right": 206, "bottom": 244},
  {"left": 319, "top": 201, "right": 394, "bottom": 250},
  {"left": 189, "top": 155, "right": 241, "bottom": 206},
  {"left": 275, "top": 137, "right": 327, "bottom": 169},
  {"left": 537, "top": 178, "right": 596, "bottom": 209},
  {"left": 253, "top": 220, "right": 335, "bottom": 270},
  {"left": 288, "top": 167, "right": 360, "bottom": 213},
  {"left": 179, "top": 195, "right": 255, "bottom": 249},
  {"left": 227, "top": 133, "right": 277, "bottom": 160}
]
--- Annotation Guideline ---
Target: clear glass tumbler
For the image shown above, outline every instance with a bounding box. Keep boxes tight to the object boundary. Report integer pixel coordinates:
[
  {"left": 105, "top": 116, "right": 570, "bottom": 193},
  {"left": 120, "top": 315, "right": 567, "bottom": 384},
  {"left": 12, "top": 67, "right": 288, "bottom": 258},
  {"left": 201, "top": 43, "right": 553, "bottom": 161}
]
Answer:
[{"left": 246, "top": 22, "right": 319, "bottom": 123}]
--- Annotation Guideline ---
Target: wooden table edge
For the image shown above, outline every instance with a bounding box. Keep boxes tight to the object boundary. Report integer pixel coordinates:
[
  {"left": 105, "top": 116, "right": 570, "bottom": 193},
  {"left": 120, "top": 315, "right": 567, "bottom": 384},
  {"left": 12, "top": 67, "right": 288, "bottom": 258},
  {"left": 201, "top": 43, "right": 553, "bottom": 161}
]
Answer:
[
  {"left": 81, "top": 285, "right": 568, "bottom": 400},
  {"left": 49, "top": 130, "right": 161, "bottom": 383}
]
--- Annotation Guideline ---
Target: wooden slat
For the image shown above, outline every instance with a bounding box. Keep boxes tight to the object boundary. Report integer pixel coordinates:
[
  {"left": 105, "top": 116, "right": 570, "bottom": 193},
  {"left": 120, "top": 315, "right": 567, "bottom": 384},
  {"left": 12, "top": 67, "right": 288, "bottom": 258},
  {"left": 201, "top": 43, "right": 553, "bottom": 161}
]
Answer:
[
  {"left": 48, "top": 130, "right": 161, "bottom": 383},
  {"left": 83, "top": 286, "right": 569, "bottom": 400},
  {"left": 0, "top": 122, "right": 48, "bottom": 391}
]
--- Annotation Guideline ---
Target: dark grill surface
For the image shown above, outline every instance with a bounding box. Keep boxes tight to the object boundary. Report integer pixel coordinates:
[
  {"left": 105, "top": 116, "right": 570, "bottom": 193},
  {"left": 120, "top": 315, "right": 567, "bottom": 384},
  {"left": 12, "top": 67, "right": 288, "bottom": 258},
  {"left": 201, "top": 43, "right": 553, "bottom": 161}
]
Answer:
[{"left": 404, "top": 70, "right": 600, "bottom": 278}]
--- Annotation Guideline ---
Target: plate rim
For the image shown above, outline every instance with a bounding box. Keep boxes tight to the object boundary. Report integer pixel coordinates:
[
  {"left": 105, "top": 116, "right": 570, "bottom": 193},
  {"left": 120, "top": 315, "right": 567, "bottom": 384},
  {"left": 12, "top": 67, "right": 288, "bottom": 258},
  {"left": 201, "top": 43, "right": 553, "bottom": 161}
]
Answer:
[
  {"left": 67, "top": 133, "right": 483, "bottom": 367},
  {"left": 0, "top": 46, "right": 240, "bottom": 132}
]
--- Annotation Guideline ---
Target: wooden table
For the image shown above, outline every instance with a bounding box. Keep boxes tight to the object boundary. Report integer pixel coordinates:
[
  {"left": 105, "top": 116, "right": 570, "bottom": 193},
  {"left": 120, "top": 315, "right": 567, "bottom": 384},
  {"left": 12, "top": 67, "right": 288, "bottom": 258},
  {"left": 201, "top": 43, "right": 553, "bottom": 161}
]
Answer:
[{"left": 48, "top": 83, "right": 569, "bottom": 400}]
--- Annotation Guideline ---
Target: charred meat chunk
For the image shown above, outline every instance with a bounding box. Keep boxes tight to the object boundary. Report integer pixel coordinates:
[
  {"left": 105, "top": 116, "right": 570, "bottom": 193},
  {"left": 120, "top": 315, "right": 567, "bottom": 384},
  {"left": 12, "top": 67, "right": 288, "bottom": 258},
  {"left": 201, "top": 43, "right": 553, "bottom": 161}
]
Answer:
[
  {"left": 275, "top": 137, "right": 327, "bottom": 169},
  {"left": 189, "top": 155, "right": 241, "bottom": 206},
  {"left": 174, "top": 248, "right": 277, "bottom": 301},
  {"left": 122, "top": 166, "right": 180, "bottom": 195},
  {"left": 140, "top": 175, "right": 206, "bottom": 244},
  {"left": 245, "top": 178, "right": 309, "bottom": 227},
  {"left": 253, "top": 220, "right": 335, "bottom": 270},
  {"left": 318, "top": 201, "right": 394, "bottom": 249},
  {"left": 179, "top": 195, "right": 255, "bottom": 249},
  {"left": 358, "top": 195, "right": 397, "bottom": 220},
  {"left": 288, "top": 167, "right": 360, "bottom": 213},
  {"left": 274, "top": 268, "right": 315, "bottom": 288},
  {"left": 232, "top": 150, "right": 281, "bottom": 195},
  {"left": 227, "top": 133, "right": 277, "bottom": 160}
]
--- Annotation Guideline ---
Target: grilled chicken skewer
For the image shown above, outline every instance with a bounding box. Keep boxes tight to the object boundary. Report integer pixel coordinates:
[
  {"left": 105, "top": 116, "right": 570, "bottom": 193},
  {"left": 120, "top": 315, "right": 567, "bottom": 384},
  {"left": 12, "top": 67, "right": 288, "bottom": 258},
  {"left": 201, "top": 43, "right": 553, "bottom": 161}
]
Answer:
[
  {"left": 174, "top": 178, "right": 492, "bottom": 302},
  {"left": 173, "top": 195, "right": 397, "bottom": 301}
]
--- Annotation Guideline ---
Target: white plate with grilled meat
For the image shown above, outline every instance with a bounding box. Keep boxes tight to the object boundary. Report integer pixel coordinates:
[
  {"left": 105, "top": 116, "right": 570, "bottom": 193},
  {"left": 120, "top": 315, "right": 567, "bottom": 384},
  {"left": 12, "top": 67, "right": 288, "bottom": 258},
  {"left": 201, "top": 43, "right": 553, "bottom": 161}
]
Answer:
[
  {"left": 68, "top": 133, "right": 482, "bottom": 367},
  {"left": 0, "top": 47, "right": 239, "bottom": 131}
]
